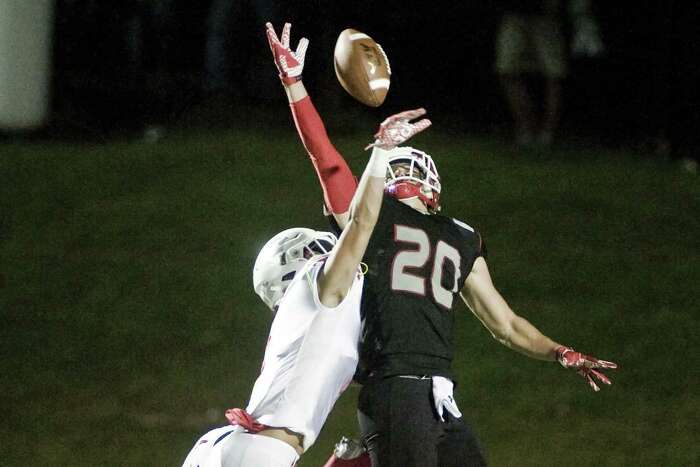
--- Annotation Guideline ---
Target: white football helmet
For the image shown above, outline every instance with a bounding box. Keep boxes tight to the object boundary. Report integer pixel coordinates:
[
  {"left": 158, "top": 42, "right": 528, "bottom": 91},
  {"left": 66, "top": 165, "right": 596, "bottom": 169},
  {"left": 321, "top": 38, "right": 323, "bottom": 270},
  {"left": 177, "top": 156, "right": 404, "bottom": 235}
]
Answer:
[
  {"left": 253, "top": 227, "right": 337, "bottom": 311},
  {"left": 383, "top": 146, "right": 441, "bottom": 211}
]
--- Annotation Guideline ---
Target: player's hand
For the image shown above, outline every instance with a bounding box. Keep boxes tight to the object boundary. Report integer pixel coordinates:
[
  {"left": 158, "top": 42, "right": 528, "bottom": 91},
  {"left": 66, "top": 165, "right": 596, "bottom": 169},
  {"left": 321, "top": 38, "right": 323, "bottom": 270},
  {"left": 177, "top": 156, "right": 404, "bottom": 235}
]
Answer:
[
  {"left": 556, "top": 346, "right": 618, "bottom": 392},
  {"left": 432, "top": 376, "right": 462, "bottom": 422},
  {"left": 365, "top": 108, "right": 431, "bottom": 150},
  {"left": 265, "top": 22, "right": 308, "bottom": 85},
  {"left": 323, "top": 437, "right": 371, "bottom": 466}
]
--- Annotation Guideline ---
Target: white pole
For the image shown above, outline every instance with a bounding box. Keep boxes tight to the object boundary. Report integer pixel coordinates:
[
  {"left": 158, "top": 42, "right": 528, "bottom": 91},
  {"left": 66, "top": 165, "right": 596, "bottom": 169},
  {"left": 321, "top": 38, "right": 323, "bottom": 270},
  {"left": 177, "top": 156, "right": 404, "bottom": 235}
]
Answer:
[{"left": 0, "top": 0, "right": 54, "bottom": 130}]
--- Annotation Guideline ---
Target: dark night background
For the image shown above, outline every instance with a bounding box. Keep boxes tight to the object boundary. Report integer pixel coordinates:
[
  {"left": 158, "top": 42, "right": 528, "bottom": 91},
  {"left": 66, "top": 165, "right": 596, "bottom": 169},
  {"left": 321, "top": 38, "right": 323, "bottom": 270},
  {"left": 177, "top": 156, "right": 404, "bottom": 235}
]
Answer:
[{"left": 45, "top": 0, "right": 699, "bottom": 160}]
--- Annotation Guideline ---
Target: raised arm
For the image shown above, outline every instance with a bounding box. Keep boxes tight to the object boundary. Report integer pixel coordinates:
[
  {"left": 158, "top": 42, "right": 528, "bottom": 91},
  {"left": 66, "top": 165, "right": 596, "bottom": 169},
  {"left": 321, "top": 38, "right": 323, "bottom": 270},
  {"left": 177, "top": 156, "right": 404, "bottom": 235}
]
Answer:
[
  {"left": 317, "top": 109, "right": 431, "bottom": 307},
  {"left": 461, "top": 256, "right": 617, "bottom": 391},
  {"left": 266, "top": 22, "right": 357, "bottom": 228}
]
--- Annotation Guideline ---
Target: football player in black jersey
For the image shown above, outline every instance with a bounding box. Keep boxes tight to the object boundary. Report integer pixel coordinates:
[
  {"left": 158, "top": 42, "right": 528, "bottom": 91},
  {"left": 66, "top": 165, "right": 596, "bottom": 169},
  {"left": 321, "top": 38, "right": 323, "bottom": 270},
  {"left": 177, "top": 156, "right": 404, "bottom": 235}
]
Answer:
[{"left": 266, "top": 22, "right": 617, "bottom": 467}]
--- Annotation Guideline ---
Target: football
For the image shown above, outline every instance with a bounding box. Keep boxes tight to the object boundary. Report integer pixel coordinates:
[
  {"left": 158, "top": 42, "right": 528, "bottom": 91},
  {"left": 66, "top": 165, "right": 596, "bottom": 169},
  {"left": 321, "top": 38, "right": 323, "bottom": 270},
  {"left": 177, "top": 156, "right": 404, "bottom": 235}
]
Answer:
[{"left": 334, "top": 28, "right": 391, "bottom": 107}]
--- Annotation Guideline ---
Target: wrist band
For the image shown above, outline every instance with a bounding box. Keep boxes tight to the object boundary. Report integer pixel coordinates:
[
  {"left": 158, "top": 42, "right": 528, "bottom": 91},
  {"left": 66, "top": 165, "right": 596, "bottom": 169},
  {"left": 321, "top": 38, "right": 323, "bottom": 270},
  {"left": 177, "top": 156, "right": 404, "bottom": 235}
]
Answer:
[
  {"left": 367, "top": 146, "right": 391, "bottom": 178},
  {"left": 281, "top": 74, "right": 301, "bottom": 86}
]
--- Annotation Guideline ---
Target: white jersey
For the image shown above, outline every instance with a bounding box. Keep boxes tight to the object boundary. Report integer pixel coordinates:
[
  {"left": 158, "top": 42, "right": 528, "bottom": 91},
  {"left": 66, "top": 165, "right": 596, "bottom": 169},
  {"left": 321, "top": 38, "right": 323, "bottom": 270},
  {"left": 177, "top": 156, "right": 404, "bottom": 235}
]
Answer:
[{"left": 245, "top": 255, "right": 364, "bottom": 451}]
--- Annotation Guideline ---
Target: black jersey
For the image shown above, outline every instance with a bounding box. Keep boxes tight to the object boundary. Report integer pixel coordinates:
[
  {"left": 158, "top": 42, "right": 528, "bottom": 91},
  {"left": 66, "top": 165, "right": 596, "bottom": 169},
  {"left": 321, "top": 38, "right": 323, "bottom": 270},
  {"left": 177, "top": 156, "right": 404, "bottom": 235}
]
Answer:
[{"left": 352, "top": 195, "right": 485, "bottom": 381}]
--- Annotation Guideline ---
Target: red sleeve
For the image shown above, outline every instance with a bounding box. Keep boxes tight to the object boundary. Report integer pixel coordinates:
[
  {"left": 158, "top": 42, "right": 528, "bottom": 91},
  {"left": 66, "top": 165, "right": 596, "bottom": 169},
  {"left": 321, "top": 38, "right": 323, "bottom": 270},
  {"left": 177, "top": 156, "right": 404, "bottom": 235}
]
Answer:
[{"left": 290, "top": 96, "right": 358, "bottom": 214}]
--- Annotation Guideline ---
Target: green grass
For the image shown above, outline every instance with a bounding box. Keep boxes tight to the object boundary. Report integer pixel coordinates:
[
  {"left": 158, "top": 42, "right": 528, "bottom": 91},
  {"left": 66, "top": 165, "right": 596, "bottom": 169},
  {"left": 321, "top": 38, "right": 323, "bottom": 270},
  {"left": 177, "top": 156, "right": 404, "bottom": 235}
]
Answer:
[{"left": 1, "top": 119, "right": 699, "bottom": 466}]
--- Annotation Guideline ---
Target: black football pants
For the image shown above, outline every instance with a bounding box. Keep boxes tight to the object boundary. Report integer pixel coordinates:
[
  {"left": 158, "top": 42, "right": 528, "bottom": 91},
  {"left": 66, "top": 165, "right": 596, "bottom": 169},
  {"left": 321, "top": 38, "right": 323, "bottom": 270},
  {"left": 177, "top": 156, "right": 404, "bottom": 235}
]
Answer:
[{"left": 357, "top": 376, "right": 487, "bottom": 467}]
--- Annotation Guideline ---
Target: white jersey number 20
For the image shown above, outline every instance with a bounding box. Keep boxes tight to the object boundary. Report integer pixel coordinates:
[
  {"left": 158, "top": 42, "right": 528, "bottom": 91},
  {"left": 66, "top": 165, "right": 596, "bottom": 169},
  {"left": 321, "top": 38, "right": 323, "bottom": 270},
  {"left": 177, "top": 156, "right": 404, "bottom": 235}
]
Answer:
[{"left": 390, "top": 225, "right": 462, "bottom": 309}]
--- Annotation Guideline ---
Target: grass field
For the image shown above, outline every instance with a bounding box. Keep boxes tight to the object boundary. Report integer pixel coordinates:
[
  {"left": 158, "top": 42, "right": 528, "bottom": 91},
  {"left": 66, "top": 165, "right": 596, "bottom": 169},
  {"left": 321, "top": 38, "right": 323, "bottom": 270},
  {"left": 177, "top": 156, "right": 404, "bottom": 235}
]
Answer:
[{"left": 1, "top": 111, "right": 699, "bottom": 466}]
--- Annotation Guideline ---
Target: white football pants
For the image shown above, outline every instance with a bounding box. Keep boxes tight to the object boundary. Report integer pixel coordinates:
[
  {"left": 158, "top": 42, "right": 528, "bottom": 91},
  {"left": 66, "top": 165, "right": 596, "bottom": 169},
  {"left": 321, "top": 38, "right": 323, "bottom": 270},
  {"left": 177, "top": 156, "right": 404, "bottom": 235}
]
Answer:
[{"left": 182, "top": 426, "right": 299, "bottom": 467}]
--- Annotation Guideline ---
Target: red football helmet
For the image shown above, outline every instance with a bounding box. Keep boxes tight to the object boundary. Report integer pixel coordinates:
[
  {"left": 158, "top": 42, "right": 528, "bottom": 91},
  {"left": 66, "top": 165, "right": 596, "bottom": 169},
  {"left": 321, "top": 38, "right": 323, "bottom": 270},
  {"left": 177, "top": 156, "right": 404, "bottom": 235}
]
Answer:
[{"left": 384, "top": 146, "right": 441, "bottom": 211}]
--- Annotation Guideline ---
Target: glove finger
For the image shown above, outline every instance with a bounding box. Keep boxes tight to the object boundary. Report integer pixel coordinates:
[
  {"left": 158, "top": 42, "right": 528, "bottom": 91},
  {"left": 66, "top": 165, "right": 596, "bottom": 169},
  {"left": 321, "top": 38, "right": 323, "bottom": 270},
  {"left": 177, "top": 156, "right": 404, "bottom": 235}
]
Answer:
[
  {"left": 593, "top": 359, "right": 617, "bottom": 369},
  {"left": 436, "top": 403, "right": 445, "bottom": 422},
  {"left": 373, "top": 124, "right": 388, "bottom": 138},
  {"left": 281, "top": 22, "right": 291, "bottom": 48},
  {"left": 444, "top": 399, "right": 463, "bottom": 419},
  {"left": 266, "top": 24, "right": 280, "bottom": 51},
  {"left": 393, "top": 108, "right": 427, "bottom": 122},
  {"left": 265, "top": 22, "right": 279, "bottom": 42},
  {"left": 378, "top": 115, "right": 397, "bottom": 129},
  {"left": 412, "top": 119, "right": 432, "bottom": 133},
  {"left": 379, "top": 108, "right": 426, "bottom": 129},
  {"left": 295, "top": 38, "right": 309, "bottom": 64},
  {"left": 583, "top": 356, "right": 617, "bottom": 369},
  {"left": 589, "top": 368, "right": 612, "bottom": 386},
  {"left": 578, "top": 369, "right": 600, "bottom": 392},
  {"left": 588, "top": 377, "right": 600, "bottom": 392},
  {"left": 375, "top": 122, "right": 397, "bottom": 139}
]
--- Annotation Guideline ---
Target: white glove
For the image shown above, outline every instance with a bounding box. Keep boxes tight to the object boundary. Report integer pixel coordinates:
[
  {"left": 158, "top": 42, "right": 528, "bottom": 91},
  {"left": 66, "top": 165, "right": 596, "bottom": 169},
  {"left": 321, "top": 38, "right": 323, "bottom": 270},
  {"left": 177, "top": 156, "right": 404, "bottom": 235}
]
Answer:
[{"left": 432, "top": 376, "right": 462, "bottom": 422}]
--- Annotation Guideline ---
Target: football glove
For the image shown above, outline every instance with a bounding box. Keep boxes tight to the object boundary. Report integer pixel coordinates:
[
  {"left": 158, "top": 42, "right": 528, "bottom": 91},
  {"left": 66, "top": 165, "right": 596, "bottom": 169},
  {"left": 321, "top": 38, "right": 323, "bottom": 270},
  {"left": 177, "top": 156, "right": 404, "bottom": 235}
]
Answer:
[
  {"left": 556, "top": 346, "right": 618, "bottom": 392},
  {"left": 432, "top": 376, "right": 462, "bottom": 422},
  {"left": 323, "top": 437, "right": 371, "bottom": 467},
  {"left": 365, "top": 108, "right": 431, "bottom": 150},
  {"left": 266, "top": 22, "right": 308, "bottom": 85}
]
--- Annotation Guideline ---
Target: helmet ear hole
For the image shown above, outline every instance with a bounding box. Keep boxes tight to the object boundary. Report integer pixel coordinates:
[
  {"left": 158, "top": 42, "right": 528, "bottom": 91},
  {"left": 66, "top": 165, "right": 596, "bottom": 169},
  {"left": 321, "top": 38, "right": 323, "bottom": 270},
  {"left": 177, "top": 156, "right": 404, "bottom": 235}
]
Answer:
[{"left": 281, "top": 271, "right": 296, "bottom": 282}]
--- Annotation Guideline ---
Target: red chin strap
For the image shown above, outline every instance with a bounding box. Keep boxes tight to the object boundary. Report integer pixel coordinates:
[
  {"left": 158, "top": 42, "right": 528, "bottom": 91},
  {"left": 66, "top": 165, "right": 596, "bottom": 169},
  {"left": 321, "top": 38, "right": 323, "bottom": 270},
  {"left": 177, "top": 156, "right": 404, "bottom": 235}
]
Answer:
[{"left": 385, "top": 182, "right": 440, "bottom": 211}]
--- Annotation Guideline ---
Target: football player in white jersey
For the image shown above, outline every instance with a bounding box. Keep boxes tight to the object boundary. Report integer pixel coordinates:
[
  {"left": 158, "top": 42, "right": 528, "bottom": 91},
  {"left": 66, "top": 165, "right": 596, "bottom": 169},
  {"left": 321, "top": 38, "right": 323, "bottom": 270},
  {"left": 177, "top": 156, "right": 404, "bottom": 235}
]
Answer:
[{"left": 181, "top": 109, "right": 431, "bottom": 467}]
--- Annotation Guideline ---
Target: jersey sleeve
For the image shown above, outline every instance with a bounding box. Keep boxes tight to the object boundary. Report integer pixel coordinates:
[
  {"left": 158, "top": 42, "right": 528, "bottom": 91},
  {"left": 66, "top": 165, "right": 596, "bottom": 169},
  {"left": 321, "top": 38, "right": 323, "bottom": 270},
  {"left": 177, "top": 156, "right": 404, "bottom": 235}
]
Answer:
[
  {"left": 327, "top": 212, "right": 343, "bottom": 237},
  {"left": 451, "top": 217, "right": 487, "bottom": 259},
  {"left": 476, "top": 230, "right": 487, "bottom": 259},
  {"left": 290, "top": 96, "right": 358, "bottom": 214}
]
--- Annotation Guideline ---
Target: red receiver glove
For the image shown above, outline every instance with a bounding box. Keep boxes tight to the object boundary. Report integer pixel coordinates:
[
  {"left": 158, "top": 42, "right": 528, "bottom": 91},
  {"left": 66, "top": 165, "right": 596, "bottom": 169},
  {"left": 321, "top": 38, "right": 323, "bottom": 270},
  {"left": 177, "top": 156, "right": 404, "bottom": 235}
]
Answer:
[
  {"left": 366, "top": 108, "right": 432, "bottom": 150},
  {"left": 556, "top": 346, "right": 618, "bottom": 392},
  {"left": 266, "top": 22, "right": 308, "bottom": 85}
]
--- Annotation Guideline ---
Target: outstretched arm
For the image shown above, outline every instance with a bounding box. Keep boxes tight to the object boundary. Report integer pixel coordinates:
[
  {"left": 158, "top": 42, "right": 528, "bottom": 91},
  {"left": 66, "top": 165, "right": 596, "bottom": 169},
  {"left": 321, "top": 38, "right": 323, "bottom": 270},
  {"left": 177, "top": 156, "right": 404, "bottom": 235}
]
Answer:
[
  {"left": 461, "top": 257, "right": 617, "bottom": 391},
  {"left": 318, "top": 109, "right": 431, "bottom": 307},
  {"left": 266, "top": 22, "right": 357, "bottom": 227},
  {"left": 317, "top": 147, "right": 387, "bottom": 307}
]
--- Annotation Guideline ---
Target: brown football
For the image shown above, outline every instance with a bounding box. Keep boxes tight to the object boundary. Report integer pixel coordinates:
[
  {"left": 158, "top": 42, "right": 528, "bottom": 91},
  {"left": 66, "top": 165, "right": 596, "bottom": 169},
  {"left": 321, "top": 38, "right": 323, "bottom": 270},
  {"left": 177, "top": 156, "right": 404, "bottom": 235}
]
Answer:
[{"left": 334, "top": 28, "right": 391, "bottom": 107}]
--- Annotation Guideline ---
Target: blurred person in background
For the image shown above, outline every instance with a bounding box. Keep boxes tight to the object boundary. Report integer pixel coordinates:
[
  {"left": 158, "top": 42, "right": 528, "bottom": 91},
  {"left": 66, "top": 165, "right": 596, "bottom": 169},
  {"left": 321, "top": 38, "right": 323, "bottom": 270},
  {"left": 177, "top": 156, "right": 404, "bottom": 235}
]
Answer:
[
  {"left": 494, "top": 0, "right": 604, "bottom": 148},
  {"left": 123, "top": 0, "right": 181, "bottom": 141},
  {"left": 200, "top": 0, "right": 281, "bottom": 115},
  {"left": 665, "top": 3, "right": 700, "bottom": 173},
  {"left": 645, "top": 1, "right": 700, "bottom": 173},
  {"left": 53, "top": 0, "right": 187, "bottom": 139},
  {"left": 494, "top": 0, "right": 568, "bottom": 147},
  {"left": 495, "top": 0, "right": 568, "bottom": 146}
]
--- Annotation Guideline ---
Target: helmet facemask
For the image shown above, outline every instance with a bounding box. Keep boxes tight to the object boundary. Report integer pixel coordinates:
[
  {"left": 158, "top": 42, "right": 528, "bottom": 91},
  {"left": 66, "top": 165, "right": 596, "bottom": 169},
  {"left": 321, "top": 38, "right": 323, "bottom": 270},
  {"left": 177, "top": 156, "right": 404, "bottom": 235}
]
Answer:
[{"left": 384, "top": 147, "right": 441, "bottom": 212}]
